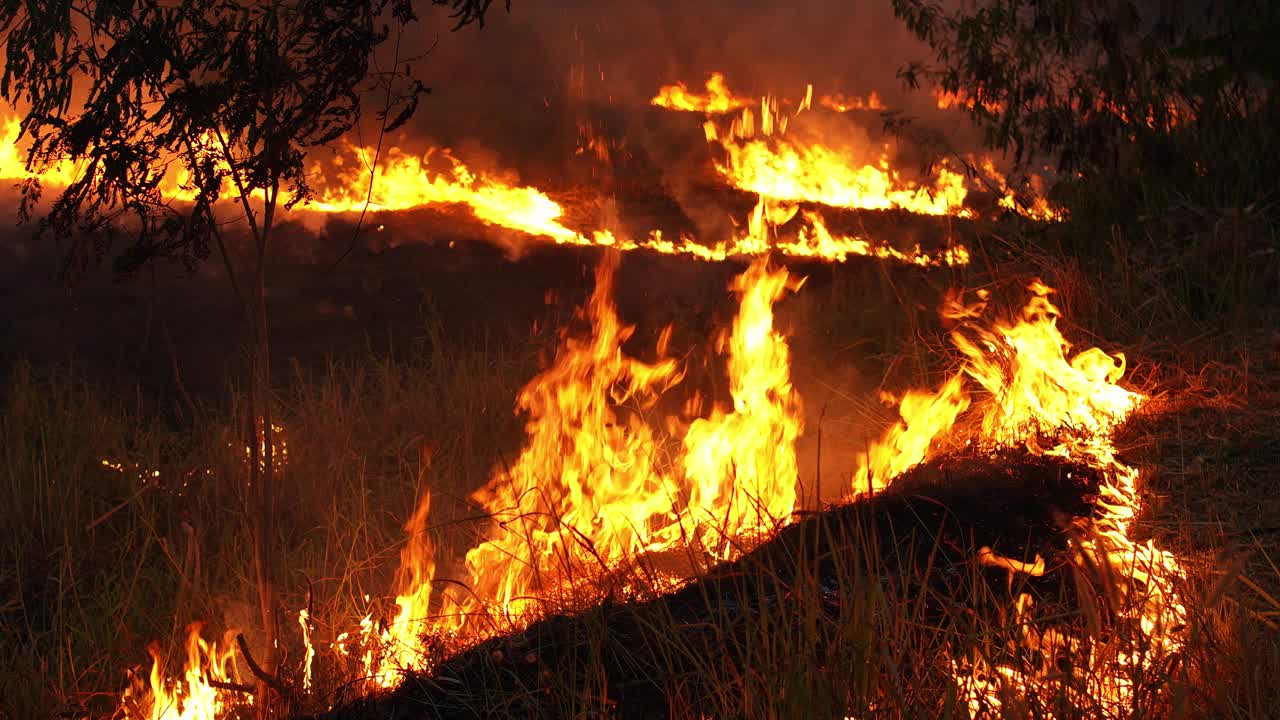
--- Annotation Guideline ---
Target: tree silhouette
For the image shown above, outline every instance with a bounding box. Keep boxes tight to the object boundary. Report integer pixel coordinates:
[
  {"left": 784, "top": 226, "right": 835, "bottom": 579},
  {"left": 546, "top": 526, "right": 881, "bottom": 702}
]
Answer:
[
  {"left": 0, "top": 0, "right": 504, "bottom": 711},
  {"left": 893, "top": 0, "right": 1280, "bottom": 181}
]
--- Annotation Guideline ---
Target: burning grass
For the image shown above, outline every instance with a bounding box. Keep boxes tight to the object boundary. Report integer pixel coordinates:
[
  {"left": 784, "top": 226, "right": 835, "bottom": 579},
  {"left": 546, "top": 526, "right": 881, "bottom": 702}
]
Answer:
[
  {"left": 3, "top": 67, "right": 1279, "bottom": 720},
  {"left": 3, "top": 264, "right": 1278, "bottom": 719},
  {"left": 306, "top": 449, "right": 1113, "bottom": 720}
]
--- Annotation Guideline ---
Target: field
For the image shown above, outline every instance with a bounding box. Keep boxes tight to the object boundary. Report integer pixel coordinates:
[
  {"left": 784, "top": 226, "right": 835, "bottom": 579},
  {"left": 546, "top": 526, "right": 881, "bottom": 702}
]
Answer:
[
  {"left": 3, "top": 191, "right": 1278, "bottom": 718},
  {"left": 2, "top": 1, "right": 1279, "bottom": 716}
]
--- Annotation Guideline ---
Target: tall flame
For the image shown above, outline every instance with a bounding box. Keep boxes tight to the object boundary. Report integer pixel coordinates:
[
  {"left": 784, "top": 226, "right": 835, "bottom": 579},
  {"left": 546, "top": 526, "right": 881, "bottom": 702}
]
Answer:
[
  {"left": 457, "top": 252, "right": 684, "bottom": 625},
  {"left": 376, "top": 483, "right": 439, "bottom": 685},
  {"left": 682, "top": 258, "right": 804, "bottom": 558}
]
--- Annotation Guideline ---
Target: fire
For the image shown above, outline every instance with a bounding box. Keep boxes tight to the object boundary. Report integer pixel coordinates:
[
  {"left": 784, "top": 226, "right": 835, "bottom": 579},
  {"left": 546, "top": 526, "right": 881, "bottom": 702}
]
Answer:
[
  {"left": 696, "top": 81, "right": 974, "bottom": 217},
  {"left": 120, "top": 624, "right": 246, "bottom": 720},
  {"left": 785, "top": 210, "right": 971, "bottom": 266},
  {"left": 854, "top": 280, "right": 1187, "bottom": 713},
  {"left": 817, "top": 91, "right": 885, "bottom": 112},
  {"left": 650, "top": 72, "right": 753, "bottom": 113},
  {"left": 933, "top": 86, "right": 1005, "bottom": 113},
  {"left": 304, "top": 144, "right": 587, "bottom": 243},
  {"left": 975, "top": 156, "right": 1066, "bottom": 222},
  {"left": 376, "top": 484, "right": 439, "bottom": 684},
  {"left": 715, "top": 137, "right": 972, "bottom": 216},
  {"left": 384, "top": 254, "right": 805, "bottom": 645},
  {"left": 851, "top": 374, "right": 970, "bottom": 496},
  {"left": 681, "top": 258, "right": 804, "bottom": 558},
  {"left": 0, "top": 116, "right": 82, "bottom": 188},
  {"left": 2, "top": 110, "right": 973, "bottom": 263},
  {"left": 456, "top": 251, "right": 685, "bottom": 625},
  {"left": 660, "top": 74, "right": 1063, "bottom": 222},
  {"left": 117, "top": 264, "right": 1189, "bottom": 717}
]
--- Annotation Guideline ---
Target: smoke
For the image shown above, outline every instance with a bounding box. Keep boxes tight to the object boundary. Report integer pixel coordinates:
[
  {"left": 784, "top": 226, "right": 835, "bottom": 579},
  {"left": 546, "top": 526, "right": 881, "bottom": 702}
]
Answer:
[{"left": 392, "top": 1, "right": 937, "bottom": 165}]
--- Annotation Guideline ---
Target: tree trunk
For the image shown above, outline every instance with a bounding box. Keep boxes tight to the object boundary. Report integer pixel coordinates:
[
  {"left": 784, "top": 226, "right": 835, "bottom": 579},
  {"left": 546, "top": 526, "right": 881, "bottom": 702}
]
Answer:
[{"left": 251, "top": 186, "right": 279, "bottom": 718}]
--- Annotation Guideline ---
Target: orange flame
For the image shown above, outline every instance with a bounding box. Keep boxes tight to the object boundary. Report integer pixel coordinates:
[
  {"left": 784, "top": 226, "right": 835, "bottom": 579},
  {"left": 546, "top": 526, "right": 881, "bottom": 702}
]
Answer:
[
  {"left": 698, "top": 83, "right": 973, "bottom": 217},
  {"left": 682, "top": 258, "right": 804, "bottom": 557},
  {"left": 120, "top": 624, "right": 246, "bottom": 720},
  {"left": 817, "top": 91, "right": 885, "bottom": 112},
  {"left": 650, "top": 72, "right": 753, "bottom": 113},
  {"left": 457, "top": 252, "right": 685, "bottom": 626},
  {"left": 854, "top": 280, "right": 1186, "bottom": 712}
]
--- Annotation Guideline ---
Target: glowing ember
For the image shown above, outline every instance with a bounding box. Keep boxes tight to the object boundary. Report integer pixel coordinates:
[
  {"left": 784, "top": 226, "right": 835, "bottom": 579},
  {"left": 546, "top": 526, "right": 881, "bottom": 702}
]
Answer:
[
  {"left": 818, "top": 91, "right": 885, "bottom": 112},
  {"left": 454, "top": 251, "right": 685, "bottom": 626}
]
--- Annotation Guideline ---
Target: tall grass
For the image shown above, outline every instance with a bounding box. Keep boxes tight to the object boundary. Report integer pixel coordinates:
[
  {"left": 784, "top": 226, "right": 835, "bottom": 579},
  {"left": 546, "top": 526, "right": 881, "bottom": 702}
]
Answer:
[
  {"left": 3, "top": 184, "right": 1279, "bottom": 718},
  {"left": 0, "top": 316, "right": 537, "bottom": 719}
]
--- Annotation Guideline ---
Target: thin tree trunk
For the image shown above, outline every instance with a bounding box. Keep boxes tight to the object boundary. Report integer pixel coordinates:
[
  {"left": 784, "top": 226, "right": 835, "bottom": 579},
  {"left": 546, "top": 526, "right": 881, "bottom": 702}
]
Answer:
[{"left": 251, "top": 182, "right": 279, "bottom": 718}]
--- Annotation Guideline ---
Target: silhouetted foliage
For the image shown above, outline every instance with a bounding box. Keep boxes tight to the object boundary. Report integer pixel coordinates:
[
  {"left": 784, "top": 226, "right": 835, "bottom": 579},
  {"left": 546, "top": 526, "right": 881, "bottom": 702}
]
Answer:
[
  {"left": 0, "top": 0, "right": 505, "bottom": 279},
  {"left": 894, "top": 0, "right": 1280, "bottom": 182}
]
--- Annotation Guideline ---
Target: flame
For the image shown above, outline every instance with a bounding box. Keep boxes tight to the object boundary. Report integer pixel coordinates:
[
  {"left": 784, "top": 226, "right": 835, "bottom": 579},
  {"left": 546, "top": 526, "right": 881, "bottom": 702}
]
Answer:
[
  {"left": 853, "top": 280, "right": 1187, "bottom": 713},
  {"left": 851, "top": 373, "right": 970, "bottom": 496},
  {"left": 456, "top": 252, "right": 685, "bottom": 625},
  {"left": 681, "top": 258, "right": 804, "bottom": 557},
  {"left": 786, "top": 209, "right": 970, "bottom": 267},
  {"left": 304, "top": 145, "right": 586, "bottom": 242},
  {"left": 933, "top": 86, "right": 1005, "bottom": 113},
  {"left": 817, "top": 91, "right": 885, "bottom": 112},
  {"left": 297, "top": 609, "right": 314, "bottom": 693},
  {"left": 716, "top": 138, "right": 972, "bottom": 216},
  {"left": 650, "top": 72, "right": 752, "bottom": 113},
  {"left": 975, "top": 156, "right": 1066, "bottom": 222},
  {"left": 3, "top": 107, "right": 977, "bottom": 263},
  {"left": 0, "top": 117, "right": 83, "bottom": 188},
  {"left": 370, "top": 485, "right": 440, "bottom": 685},
  {"left": 699, "top": 85, "right": 974, "bottom": 217},
  {"left": 120, "top": 624, "right": 245, "bottom": 720},
  {"left": 392, "top": 254, "right": 805, "bottom": 642}
]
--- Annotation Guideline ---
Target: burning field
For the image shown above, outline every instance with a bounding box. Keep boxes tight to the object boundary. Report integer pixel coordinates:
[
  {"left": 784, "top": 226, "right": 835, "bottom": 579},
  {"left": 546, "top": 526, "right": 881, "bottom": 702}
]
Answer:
[{"left": 2, "top": 1, "right": 1279, "bottom": 719}]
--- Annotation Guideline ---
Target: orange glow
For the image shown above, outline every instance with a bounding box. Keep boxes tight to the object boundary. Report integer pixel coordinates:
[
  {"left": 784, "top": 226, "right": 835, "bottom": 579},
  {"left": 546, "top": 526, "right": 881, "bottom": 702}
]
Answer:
[
  {"left": 120, "top": 624, "right": 245, "bottom": 720},
  {"left": 818, "top": 91, "right": 885, "bottom": 112},
  {"left": 650, "top": 72, "right": 753, "bottom": 113}
]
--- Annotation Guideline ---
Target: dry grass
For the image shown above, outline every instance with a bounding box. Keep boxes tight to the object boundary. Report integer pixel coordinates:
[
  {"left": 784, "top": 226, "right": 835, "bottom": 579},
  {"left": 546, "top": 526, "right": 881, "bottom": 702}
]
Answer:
[{"left": 2, "top": 194, "right": 1278, "bottom": 719}]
